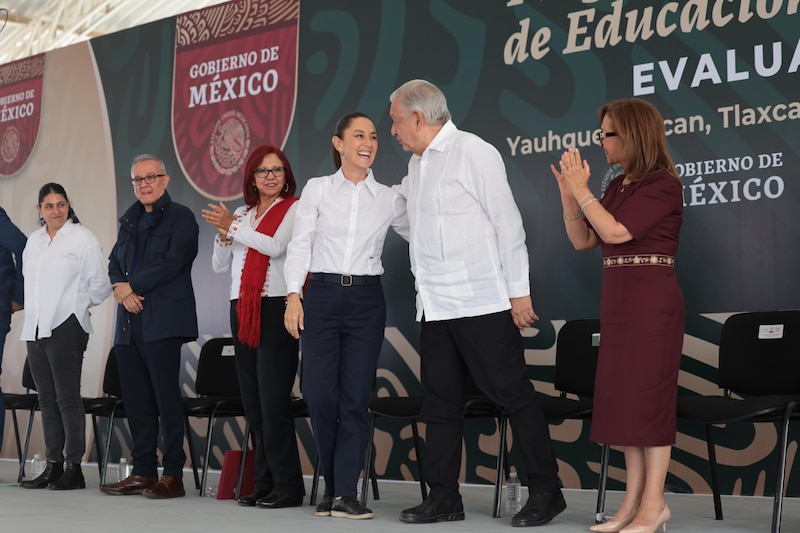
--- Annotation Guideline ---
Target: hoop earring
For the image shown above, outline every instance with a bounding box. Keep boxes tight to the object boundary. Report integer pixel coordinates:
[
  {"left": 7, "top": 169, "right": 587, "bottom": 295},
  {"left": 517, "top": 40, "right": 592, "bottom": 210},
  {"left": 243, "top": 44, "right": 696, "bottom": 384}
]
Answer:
[{"left": 283, "top": 183, "right": 289, "bottom": 193}]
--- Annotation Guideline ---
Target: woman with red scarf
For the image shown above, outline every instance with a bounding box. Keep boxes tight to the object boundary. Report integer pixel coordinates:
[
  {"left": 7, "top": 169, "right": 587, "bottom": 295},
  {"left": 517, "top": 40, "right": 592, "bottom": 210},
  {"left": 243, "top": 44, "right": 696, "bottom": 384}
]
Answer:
[{"left": 202, "top": 144, "right": 304, "bottom": 509}]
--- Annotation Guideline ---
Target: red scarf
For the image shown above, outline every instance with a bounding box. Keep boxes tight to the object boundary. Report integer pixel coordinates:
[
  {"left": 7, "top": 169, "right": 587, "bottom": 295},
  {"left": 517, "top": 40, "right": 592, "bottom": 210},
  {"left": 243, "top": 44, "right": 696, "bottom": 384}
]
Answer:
[{"left": 236, "top": 197, "right": 298, "bottom": 348}]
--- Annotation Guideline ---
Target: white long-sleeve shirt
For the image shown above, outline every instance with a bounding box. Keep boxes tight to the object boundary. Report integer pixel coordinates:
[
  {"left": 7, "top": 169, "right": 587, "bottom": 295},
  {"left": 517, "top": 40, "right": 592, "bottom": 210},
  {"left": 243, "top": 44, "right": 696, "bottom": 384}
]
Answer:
[
  {"left": 21, "top": 221, "right": 112, "bottom": 340},
  {"left": 284, "top": 169, "right": 409, "bottom": 294},
  {"left": 394, "top": 120, "right": 530, "bottom": 322},
  {"left": 211, "top": 200, "right": 297, "bottom": 299}
]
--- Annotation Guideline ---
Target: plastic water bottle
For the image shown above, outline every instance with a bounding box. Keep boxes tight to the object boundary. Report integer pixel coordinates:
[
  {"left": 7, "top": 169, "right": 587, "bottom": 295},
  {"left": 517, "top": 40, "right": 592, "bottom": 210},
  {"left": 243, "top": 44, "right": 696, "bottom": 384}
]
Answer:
[
  {"left": 505, "top": 471, "right": 522, "bottom": 515},
  {"left": 117, "top": 457, "right": 133, "bottom": 482},
  {"left": 30, "top": 453, "right": 46, "bottom": 478},
  {"left": 356, "top": 476, "right": 363, "bottom": 501}
]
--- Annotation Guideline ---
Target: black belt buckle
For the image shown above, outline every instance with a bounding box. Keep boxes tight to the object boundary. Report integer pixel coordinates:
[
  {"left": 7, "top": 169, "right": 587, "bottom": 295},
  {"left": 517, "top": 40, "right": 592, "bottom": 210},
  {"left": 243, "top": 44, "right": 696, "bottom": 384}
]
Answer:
[{"left": 340, "top": 274, "right": 353, "bottom": 287}]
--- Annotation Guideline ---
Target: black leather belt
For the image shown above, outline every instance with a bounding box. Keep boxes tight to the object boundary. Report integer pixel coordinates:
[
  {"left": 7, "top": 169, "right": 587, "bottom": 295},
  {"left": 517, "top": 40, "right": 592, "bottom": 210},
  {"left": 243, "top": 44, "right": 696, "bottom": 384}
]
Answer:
[{"left": 309, "top": 272, "right": 380, "bottom": 287}]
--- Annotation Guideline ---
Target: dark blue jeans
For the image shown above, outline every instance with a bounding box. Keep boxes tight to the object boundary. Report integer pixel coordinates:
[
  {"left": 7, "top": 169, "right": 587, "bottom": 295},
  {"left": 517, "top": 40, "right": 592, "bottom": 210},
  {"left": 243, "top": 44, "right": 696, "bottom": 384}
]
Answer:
[
  {"left": 27, "top": 315, "right": 89, "bottom": 464},
  {"left": 300, "top": 279, "right": 386, "bottom": 499}
]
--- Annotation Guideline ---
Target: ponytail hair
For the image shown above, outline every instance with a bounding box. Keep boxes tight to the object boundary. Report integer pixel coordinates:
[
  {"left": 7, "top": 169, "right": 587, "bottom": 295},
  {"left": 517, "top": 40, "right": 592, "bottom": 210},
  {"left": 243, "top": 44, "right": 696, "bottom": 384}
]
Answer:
[{"left": 38, "top": 182, "right": 80, "bottom": 225}]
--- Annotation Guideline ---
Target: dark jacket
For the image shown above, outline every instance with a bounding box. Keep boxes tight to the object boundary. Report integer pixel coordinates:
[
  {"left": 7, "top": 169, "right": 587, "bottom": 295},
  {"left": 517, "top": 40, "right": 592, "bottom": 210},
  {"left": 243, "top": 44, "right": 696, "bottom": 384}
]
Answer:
[
  {"left": 0, "top": 207, "right": 26, "bottom": 317},
  {"left": 109, "top": 191, "right": 199, "bottom": 344}
]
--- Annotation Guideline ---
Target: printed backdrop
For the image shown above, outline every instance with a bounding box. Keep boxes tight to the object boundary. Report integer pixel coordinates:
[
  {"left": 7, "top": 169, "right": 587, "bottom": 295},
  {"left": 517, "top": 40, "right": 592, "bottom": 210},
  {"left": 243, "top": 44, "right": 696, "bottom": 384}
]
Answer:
[{"left": 0, "top": 0, "right": 798, "bottom": 501}]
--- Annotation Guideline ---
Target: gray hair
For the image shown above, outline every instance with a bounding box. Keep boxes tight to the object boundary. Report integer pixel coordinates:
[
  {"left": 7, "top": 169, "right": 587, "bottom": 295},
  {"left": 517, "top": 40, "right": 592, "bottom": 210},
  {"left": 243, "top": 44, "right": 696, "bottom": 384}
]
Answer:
[
  {"left": 130, "top": 154, "right": 167, "bottom": 175},
  {"left": 390, "top": 79, "right": 451, "bottom": 126}
]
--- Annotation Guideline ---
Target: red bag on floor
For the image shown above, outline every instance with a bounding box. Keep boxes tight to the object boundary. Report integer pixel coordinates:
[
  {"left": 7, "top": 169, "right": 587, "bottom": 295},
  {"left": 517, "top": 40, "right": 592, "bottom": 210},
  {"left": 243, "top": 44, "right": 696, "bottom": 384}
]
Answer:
[{"left": 216, "top": 449, "right": 255, "bottom": 500}]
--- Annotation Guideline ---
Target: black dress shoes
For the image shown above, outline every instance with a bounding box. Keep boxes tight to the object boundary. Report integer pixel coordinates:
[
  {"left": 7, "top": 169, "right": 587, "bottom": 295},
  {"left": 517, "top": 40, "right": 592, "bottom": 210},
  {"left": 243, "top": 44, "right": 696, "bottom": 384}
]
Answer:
[
  {"left": 255, "top": 490, "right": 304, "bottom": 508},
  {"left": 49, "top": 462, "right": 85, "bottom": 490},
  {"left": 511, "top": 489, "right": 567, "bottom": 527},
  {"left": 20, "top": 461, "right": 63, "bottom": 489},
  {"left": 399, "top": 496, "right": 465, "bottom": 523},
  {"left": 238, "top": 487, "right": 272, "bottom": 507}
]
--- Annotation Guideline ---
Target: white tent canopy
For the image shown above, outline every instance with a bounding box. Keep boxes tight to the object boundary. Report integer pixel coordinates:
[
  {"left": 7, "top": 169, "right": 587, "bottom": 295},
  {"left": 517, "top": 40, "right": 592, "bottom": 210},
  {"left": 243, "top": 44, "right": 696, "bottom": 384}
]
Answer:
[{"left": 0, "top": 0, "right": 230, "bottom": 64}]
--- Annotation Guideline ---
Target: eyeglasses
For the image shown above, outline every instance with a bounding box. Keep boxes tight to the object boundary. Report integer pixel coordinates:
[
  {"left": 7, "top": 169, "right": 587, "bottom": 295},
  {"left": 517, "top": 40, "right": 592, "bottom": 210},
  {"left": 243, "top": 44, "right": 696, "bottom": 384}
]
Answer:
[
  {"left": 253, "top": 166, "right": 285, "bottom": 178},
  {"left": 595, "top": 131, "right": 617, "bottom": 143},
  {"left": 131, "top": 173, "right": 165, "bottom": 186}
]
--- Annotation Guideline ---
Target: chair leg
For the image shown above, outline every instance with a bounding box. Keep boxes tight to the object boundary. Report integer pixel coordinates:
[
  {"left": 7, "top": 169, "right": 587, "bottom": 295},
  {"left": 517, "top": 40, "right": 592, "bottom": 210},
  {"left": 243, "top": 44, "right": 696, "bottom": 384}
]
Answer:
[
  {"left": 772, "top": 404, "right": 795, "bottom": 533},
  {"left": 411, "top": 420, "right": 427, "bottom": 501},
  {"left": 235, "top": 421, "right": 250, "bottom": 501},
  {"left": 310, "top": 454, "right": 321, "bottom": 505},
  {"left": 11, "top": 409, "right": 23, "bottom": 473},
  {"left": 91, "top": 415, "right": 104, "bottom": 478},
  {"left": 705, "top": 425, "right": 723, "bottom": 520},
  {"left": 184, "top": 417, "right": 201, "bottom": 490},
  {"left": 595, "top": 443, "right": 611, "bottom": 522},
  {"left": 199, "top": 414, "right": 216, "bottom": 496},
  {"left": 360, "top": 413, "right": 377, "bottom": 506},
  {"left": 100, "top": 410, "right": 117, "bottom": 486},
  {"left": 369, "top": 456, "right": 380, "bottom": 501},
  {"left": 493, "top": 412, "right": 508, "bottom": 518},
  {"left": 17, "top": 404, "right": 36, "bottom": 483}
]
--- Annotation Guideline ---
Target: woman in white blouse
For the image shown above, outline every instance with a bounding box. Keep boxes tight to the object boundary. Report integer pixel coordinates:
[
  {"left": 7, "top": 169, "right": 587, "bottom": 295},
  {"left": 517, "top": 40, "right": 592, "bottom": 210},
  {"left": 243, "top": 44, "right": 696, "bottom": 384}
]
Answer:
[
  {"left": 202, "top": 144, "right": 304, "bottom": 509},
  {"left": 20, "top": 182, "right": 112, "bottom": 490},
  {"left": 284, "top": 112, "right": 409, "bottom": 520}
]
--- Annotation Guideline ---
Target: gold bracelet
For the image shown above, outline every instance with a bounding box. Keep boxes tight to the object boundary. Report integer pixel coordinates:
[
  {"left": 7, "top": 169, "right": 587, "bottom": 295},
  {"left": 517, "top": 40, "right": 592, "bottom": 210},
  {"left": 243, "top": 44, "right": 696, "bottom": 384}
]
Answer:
[
  {"left": 563, "top": 212, "right": 582, "bottom": 221},
  {"left": 581, "top": 198, "right": 598, "bottom": 209}
]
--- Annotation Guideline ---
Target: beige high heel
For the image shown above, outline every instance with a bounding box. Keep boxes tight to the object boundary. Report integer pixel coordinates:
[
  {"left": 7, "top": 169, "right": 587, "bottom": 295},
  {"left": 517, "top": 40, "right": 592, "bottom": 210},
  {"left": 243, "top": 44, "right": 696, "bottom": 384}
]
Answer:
[
  {"left": 589, "top": 513, "right": 636, "bottom": 532},
  {"left": 619, "top": 505, "right": 671, "bottom": 533}
]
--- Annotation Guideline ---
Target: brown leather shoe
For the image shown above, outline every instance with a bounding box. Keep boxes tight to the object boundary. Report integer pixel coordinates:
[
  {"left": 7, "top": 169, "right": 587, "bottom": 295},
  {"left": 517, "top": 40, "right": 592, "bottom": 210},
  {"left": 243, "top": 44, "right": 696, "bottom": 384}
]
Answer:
[
  {"left": 100, "top": 474, "right": 158, "bottom": 495},
  {"left": 142, "top": 475, "right": 185, "bottom": 499}
]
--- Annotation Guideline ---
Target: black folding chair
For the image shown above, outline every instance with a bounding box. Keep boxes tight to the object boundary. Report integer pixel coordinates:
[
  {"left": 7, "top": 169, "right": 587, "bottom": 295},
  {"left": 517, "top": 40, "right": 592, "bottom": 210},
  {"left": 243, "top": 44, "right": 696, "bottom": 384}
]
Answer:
[
  {"left": 4, "top": 358, "right": 38, "bottom": 482},
  {"left": 182, "top": 337, "right": 246, "bottom": 496},
  {"left": 537, "top": 319, "right": 610, "bottom": 523},
  {"left": 677, "top": 310, "right": 800, "bottom": 533}
]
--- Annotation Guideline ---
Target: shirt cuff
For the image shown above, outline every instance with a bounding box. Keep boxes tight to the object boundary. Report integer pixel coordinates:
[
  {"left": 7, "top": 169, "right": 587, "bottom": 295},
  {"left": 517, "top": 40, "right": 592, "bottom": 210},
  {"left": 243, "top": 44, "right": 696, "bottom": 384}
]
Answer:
[{"left": 215, "top": 234, "right": 232, "bottom": 247}]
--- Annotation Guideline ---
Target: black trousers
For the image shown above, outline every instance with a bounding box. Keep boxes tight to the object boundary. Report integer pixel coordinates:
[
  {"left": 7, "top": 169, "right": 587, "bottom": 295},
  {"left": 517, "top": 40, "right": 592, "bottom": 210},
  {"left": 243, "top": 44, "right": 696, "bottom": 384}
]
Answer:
[
  {"left": 230, "top": 297, "right": 303, "bottom": 495},
  {"left": 115, "top": 314, "right": 185, "bottom": 478},
  {"left": 300, "top": 279, "right": 386, "bottom": 499},
  {"left": 27, "top": 315, "right": 89, "bottom": 464},
  {"left": 420, "top": 311, "right": 559, "bottom": 500}
]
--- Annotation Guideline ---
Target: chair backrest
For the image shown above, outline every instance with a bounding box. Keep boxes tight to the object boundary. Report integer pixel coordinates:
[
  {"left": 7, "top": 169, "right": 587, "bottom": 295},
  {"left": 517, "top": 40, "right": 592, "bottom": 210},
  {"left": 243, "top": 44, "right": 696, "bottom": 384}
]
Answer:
[
  {"left": 21, "top": 357, "right": 36, "bottom": 391},
  {"left": 719, "top": 310, "right": 800, "bottom": 396},
  {"left": 103, "top": 347, "right": 123, "bottom": 398},
  {"left": 195, "top": 337, "right": 240, "bottom": 397},
  {"left": 553, "top": 319, "right": 601, "bottom": 397}
]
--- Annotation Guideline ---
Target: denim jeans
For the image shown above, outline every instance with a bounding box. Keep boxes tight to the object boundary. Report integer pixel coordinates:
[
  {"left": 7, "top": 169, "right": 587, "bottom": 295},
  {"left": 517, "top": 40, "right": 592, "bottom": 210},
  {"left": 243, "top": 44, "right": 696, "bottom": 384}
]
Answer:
[{"left": 27, "top": 315, "right": 89, "bottom": 464}]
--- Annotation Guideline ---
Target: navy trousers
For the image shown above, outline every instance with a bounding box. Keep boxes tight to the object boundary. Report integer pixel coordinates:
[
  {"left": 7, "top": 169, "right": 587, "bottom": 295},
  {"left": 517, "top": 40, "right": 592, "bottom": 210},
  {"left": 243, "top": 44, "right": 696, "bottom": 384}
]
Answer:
[
  {"left": 115, "top": 314, "right": 186, "bottom": 478},
  {"left": 420, "top": 311, "right": 560, "bottom": 500},
  {"left": 300, "top": 278, "right": 385, "bottom": 499},
  {"left": 231, "top": 297, "right": 303, "bottom": 495}
]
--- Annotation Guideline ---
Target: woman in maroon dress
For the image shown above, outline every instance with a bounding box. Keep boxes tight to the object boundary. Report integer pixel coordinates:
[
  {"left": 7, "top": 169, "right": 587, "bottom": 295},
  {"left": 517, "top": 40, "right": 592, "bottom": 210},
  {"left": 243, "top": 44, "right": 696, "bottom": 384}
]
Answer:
[{"left": 551, "top": 98, "right": 684, "bottom": 533}]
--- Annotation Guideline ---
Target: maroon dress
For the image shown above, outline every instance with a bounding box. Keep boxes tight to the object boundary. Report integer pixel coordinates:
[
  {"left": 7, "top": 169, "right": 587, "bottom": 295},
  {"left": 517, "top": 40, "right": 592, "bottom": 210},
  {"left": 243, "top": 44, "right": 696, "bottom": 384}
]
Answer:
[{"left": 589, "top": 170, "right": 685, "bottom": 446}]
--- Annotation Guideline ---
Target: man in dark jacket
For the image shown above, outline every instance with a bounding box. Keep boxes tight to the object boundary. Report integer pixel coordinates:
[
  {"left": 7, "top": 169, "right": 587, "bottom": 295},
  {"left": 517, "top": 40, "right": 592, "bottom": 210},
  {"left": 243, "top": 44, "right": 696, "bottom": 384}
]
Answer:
[
  {"left": 0, "top": 206, "right": 26, "bottom": 453},
  {"left": 100, "top": 154, "right": 198, "bottom": 499}
]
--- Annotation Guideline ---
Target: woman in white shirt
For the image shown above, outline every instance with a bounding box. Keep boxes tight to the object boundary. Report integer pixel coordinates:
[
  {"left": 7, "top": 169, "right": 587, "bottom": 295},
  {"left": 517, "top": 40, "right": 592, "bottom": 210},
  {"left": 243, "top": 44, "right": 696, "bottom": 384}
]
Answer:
[
  {"left": 20, "top": 182, "right": 112, "bottom": 490},
  {"left": 284, "top": 112, "right": 408, "bottom": 520},
  {"left": 202, "top": 144, "right": 304, "bottom": 509}
]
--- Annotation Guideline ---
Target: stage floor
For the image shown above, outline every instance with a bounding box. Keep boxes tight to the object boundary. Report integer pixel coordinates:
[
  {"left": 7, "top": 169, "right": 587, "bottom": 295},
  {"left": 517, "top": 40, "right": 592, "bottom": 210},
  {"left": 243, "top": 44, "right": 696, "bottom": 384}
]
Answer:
[{"left": 0, "top": 459, "right": 797, "bottom": 532}]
